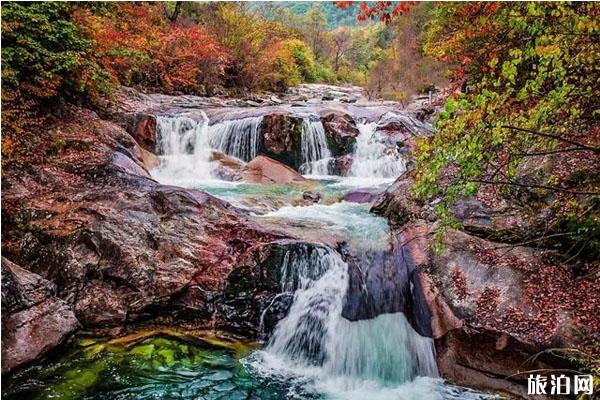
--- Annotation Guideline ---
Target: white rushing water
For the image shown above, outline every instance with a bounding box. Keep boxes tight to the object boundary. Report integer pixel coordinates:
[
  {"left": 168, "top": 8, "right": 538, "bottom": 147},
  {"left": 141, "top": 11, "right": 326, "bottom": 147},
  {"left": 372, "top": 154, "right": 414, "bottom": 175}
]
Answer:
[
  {"left": 152, "top": 114, "right": 266, "bottom": 185},
  {"left": 153, "top": 113, "right": 215, "bottom": 184},
  {"left": 210, "top": 116, "right": 263, "bottom": 162},
  {"left": 348, "top": 122, "right": 406, "bottom": 178},
  {"left": 299, "top": 119, "right": 334, "bottom": 175},
  {"left": 151, "top": 109, "right": 495, "bottom": 400},
  {"left": 250, "top": 245, "right": 440, "bottom": 397}
]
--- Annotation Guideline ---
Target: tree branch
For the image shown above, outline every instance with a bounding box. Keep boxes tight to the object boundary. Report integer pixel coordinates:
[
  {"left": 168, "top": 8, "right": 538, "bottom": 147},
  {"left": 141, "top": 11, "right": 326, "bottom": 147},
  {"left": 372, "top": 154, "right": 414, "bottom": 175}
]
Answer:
[
  {"left": 468, "top": 178, "right": 600, "bottom": 195},
  {"left": 515, "top": 147, "right": 591, "bottom": 157},
  {"left": 502, "top": 125, "right": 600, "bottom": 154}
]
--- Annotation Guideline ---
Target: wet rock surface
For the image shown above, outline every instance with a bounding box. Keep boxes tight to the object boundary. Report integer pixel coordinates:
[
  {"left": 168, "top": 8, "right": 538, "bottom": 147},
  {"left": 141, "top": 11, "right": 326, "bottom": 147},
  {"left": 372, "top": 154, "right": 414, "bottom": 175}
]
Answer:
[
  {"left": 0, "top": 106, "right": 323, "bottom": 365},
  {"left": 1, "top": 258, "right": 79, "bottom": 374},
  {"left": 320, "top": 112, "right": 359, "bottom": 156},
  {"left": 258, "top": 113, "right": 304, "bottom": 169},
  {"left": 341, "top": 246, "right": 432, "bottom": 338},
  {"left": 241, "top": 156, "right": 307, "bottom": 185},
  {"left": 370, "top": 208, "right": 600, "bottom": 397}
]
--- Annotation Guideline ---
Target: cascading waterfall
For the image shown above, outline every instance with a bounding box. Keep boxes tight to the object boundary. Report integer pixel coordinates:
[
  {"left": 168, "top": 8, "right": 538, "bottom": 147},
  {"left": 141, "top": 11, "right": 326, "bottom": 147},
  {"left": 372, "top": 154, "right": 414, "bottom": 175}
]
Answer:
[
  {"left": 348, "top": 122, "right": 407, "bottom": 179},
  {"left": 259, "top": 245, "right": 439, "bottom": 392},
  {"left": 209, "top": 116, "right": 263, "bottom": 162},
  {"left": 152, "top": 113, "right": 215, "bottom": 184},
  {"left": 299, "top": 119, "right": 333, "bottom": 175},
  {"left": 348, "top": 113, "right": 433, "bottom": 179}
]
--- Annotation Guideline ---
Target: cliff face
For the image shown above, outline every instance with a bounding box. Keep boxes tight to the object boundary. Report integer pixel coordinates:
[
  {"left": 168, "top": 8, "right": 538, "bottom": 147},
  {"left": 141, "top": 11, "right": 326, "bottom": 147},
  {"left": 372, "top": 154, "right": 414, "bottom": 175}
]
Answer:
[{"left": 371, "top": 165, "right": 600, "bottom": 398}]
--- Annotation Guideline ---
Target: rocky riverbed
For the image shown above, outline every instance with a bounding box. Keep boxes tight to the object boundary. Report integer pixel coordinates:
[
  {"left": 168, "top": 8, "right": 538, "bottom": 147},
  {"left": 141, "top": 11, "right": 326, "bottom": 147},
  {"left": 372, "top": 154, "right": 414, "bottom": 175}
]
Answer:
[{"left": 2, "top": 84, "right": 596, "bottom": 400}]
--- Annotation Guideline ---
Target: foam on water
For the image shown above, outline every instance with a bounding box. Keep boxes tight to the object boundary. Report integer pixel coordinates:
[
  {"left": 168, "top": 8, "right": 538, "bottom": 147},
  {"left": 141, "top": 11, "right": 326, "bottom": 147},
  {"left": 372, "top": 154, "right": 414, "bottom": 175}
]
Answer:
[
  {"left": 348, "top": 122, "right": 406, "bottom": 178},
  {"left": 299, "top": 119, "right": 333, "bottom": 175},
  {"left": 209, "top": 116, "right": 263, "bottom": 162},
  {"left": 245, "top": 246, "right": 494, "bottom": 399},
  {"left": 255, "top": 201, "right": 389, "bottom": 247},
  {"left": 152, "top": 113, "right": 215, "bottom": 184}
]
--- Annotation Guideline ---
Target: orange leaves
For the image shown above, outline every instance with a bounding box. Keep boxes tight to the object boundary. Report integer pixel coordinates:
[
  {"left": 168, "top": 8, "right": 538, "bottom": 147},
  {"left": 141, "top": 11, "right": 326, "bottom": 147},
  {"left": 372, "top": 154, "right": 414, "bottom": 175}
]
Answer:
[
  {"left": 338, "top": 1, "right": 415, "bottom": 24},
  {"left": 77, "top": 3, "right": 229, "bottom": 94}
]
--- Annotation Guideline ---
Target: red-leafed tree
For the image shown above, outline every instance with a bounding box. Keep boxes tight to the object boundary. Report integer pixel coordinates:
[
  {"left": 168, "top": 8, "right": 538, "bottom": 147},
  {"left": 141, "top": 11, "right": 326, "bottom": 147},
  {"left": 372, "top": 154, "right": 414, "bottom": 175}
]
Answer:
[
  {"left": 74, "top": 3, "right": 229, "bottom": 95},
  {"left": 336, "top": 1, "right": 415, "bottom": 23}
]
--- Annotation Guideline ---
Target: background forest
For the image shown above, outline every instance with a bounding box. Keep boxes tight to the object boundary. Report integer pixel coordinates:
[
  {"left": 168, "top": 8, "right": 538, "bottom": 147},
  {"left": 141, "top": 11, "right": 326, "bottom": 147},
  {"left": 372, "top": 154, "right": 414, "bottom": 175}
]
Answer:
[
  {"left": 2, "top": 0, "right": 598, "bottom": 260},
  {"left": 1, "top": 2, "right": 446, "bottom": 145}
]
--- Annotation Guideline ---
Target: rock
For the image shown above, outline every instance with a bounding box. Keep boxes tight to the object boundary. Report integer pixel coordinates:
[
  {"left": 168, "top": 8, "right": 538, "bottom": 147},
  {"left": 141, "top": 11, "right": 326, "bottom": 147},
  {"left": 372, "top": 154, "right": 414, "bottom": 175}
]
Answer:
[
  {"left": 246, "top": 100, "right": 261, "bottom": 107},
  {"left": 132, "top": 114, "right": 157, "bottom": 152},
  {"left": 389, "top": 220, "right": 599, "bottom": 398},
  {"left": 320, "top": 112, "right": 359, "bottom": 156},
  {"left": 242, "top": 156, "right": 307, "bottom": 184},
  {"left": 210, "top": 150, "right": 244, "bottom": 181},
  {"left": 259, "top": 113, "right": 303, "bottom": 169},
  {"left": 0, "top": 106, "right": 311, "bottom": 338},
  {"left": 217, "top": 241, "right": 334, "bottom": 337},
  {"left": 322, "top": 95, "right": 334, "bottom": 101},
  {"left": 371, "top": 172, "right": 421, "bottom": 228},
  {"left": 341, "top": 244, "right": 432, "bottom": 338},
  {"left": 415, "top": 107, "right": 435, "bottom": 122},
  {"left": 302, "top": 191, "right": 321, "bottom": 204},
  {"left": 343, "top": 191, "right": 378, "bottom": 204},
  {"left": 134, "top": 146, "right": 160, "bottom": 171},
  {"left": 1, "top": 258, "right": 79, "bottom": 373},
  {"left": 331, "top": 154, "right": 353, "bottom": 176},
  {"left": 270, "top": 95, "right": 282, "bottom": 104},
  {"left": 111, "top": 151, "right": 152, "bottom": 179}
]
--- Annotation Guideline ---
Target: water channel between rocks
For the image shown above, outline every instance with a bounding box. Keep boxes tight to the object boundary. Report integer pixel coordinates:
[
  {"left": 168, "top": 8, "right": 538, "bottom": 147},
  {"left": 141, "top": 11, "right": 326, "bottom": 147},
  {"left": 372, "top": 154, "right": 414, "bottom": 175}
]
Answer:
[{"left": 3, "top": 108, "right": 498, "bottom": 400}]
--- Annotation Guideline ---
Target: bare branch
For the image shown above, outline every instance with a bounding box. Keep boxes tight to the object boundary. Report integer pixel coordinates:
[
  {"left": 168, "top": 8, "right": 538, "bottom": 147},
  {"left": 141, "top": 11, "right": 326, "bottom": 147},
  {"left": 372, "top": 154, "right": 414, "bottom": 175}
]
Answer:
[
  {"left": 468, "top": 178, "right": 600, "bottom": 195},
  {"left": 502, "top": 125, "right": 600, "bottom": 154}
]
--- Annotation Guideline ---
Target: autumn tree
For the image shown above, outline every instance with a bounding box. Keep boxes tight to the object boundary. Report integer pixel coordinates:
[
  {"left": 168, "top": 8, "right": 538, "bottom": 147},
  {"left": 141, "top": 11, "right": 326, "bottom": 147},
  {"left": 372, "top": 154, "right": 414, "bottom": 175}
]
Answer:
[
  {"left": 331, "top": 27, "right": 351, "bottom": 72},
  {"left": 1, "top": 2, "right": 111, "bottom": 163},
  {"left": 303, "top": 4, "right": 330, "bottom": 61},
  {"left": 75, "top": 3, "right": 229, "bottom": 95}
]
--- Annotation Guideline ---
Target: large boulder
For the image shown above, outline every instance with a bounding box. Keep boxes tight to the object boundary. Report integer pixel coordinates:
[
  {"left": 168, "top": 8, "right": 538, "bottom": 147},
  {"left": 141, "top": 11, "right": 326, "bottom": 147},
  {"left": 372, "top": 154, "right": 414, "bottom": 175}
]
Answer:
[
  {"left": 210, "top": 150, "right": 245, "bottom": 181},
  {"left": 372, "top": 171, "right": 531, "bottom": 238},
  {"left": 241, "top": 156, "right": 307, "bottom": 185},
  {"left": 1, "top": 258, "right": 79, "bottom": 374},
  {"left": 108, "top": 111, "right": 158, "bottom": 153},
  {"left": 0, "top": 106, "right": 313, "bottom": 342},
  {"left": 259, "top": 113, "right": 304, "bottom": 169},
  {"left": 390, "top": 221, "right": 600, "bottom": 398},
  {"left": 320, "top": 112, "right": 359, "bottom": 156},
  {"left": 371, "top": 172, "right": 422, "bottom": 228}
]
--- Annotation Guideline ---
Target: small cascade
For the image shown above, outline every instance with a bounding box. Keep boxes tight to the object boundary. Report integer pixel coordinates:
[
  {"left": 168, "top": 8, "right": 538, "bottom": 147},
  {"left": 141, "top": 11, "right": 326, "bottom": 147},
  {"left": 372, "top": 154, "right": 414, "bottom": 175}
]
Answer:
[
  {"left": 348, "top": 122, "right": 407, "bottom": 178},
  {"left": 209, "top": 116, "right": 263, "bottom": 162},
  {"left": 262, "top": 245, "right": 439, "bottom": 388},
  {"left": 152, "top": 113, "right": 215, "bottom": 184},
  {"left": 266, "top": 247, "right": 348, "bottom": 365},
  {"left": 299, "top": 119, "right": 333, "bottom": 175}
]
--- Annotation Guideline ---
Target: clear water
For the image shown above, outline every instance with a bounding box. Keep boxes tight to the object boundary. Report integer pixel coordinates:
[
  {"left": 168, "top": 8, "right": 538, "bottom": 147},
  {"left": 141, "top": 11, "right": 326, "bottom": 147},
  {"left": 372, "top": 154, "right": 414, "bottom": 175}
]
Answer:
[
  {"left": 2, "top": 334, "right": 495, "bottom": 400},
  {"left": 3, "top": 110, "right": 499, "bottom": 400}
]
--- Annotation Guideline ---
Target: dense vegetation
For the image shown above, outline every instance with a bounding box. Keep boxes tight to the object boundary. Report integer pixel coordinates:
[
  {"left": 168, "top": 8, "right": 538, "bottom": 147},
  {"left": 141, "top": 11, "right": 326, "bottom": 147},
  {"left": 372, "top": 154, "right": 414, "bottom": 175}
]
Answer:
[
  {"left": 1, "top": 2, "right": 448, "bottom": 163},
  {"left": 415, "top": 2, "right": 599, "bottom": 260},
  {"left": 348, "top": 0, "right": 600, "bottom": 376}
]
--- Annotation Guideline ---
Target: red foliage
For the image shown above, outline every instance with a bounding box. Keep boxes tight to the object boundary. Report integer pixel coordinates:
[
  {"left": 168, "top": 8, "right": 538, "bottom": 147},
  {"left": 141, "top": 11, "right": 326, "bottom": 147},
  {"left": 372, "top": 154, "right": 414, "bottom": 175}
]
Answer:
[
  {"left": 74, "top": 4, "right": 229, "bottom": 94},
  {"left": 450, "top": 268, "right": 470, "bottom": 300},
  {"left": 336, "top": 1, "right": 415, "bottom": 23}
]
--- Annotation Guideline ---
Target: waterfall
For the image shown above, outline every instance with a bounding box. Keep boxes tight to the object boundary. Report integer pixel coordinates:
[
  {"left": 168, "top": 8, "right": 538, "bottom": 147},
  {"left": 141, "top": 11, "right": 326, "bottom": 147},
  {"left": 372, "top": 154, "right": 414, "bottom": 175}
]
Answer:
[
  {"left": 152, "top": 113, "right": 215, "bottom": 184},
  {"left": 260, "top": 246, "right": 439, "bottom": 389},
  {"left": 348, "top": 122, "right": 407, "bottom": 178},
  {"left": 209, "top": 116, "right": 263, "bottom": 162},
  {"left": 299, "top": 119, "right": 333, "bottom": 175}
]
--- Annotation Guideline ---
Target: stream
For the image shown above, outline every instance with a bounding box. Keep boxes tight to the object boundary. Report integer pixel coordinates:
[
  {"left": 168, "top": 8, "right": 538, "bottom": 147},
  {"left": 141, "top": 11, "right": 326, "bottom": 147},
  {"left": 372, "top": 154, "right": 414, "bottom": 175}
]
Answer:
[{"left": 3, "top": 108, "right": 497, "bottom": 400}]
